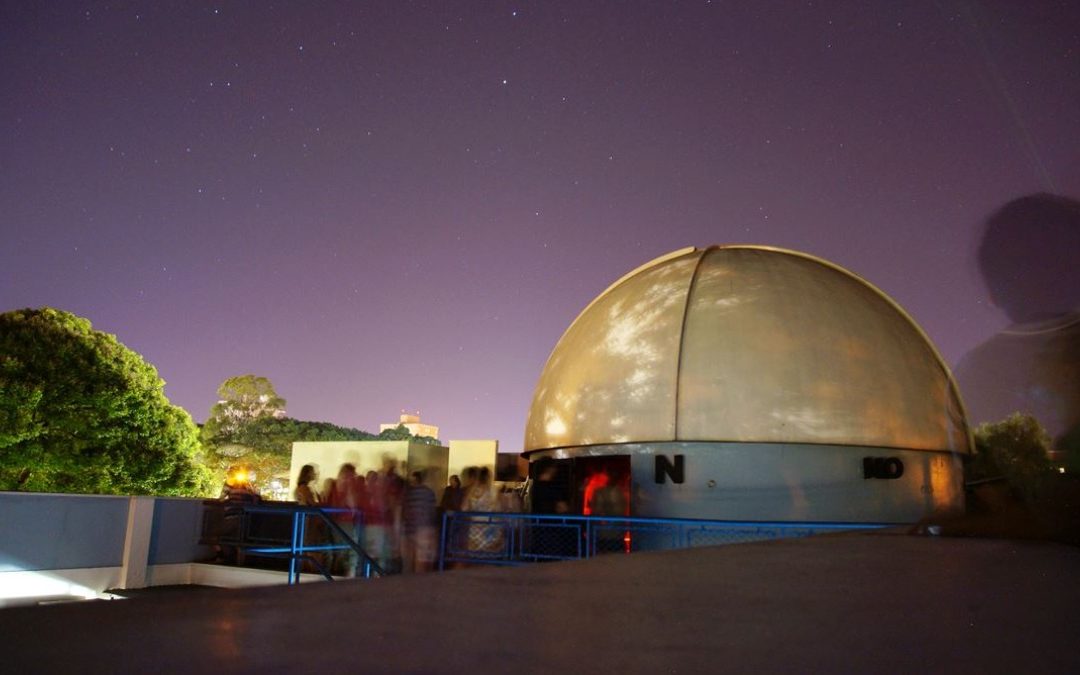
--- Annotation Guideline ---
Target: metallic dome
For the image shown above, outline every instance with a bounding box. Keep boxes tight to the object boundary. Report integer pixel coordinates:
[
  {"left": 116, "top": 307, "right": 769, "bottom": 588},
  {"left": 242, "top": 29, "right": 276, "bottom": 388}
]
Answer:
[{"left": 525, "top": 246, "right": 971, "bottom": 454}]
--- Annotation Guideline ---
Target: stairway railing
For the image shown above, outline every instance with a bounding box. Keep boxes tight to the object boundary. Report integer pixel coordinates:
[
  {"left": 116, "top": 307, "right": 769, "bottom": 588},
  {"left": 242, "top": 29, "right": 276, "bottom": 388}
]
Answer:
[{"left": 202, "top": 501, "right": 384, "bottom": 585}]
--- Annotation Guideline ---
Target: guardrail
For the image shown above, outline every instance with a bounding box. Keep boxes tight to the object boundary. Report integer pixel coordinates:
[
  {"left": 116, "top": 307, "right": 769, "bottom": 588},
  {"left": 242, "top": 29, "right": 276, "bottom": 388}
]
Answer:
[
  {"left": 201, "top": 501, "right": 383, "bottom": 585},
  {"left": 438, "top": 512, "right": 891, "bottom": 569},
  {"left": 202, "top": 503, "right": 893, "bottom": 581}
]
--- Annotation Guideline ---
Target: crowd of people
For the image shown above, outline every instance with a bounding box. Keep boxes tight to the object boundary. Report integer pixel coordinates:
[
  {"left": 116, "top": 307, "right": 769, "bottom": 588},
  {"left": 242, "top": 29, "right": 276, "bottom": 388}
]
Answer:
[
  {"left": 439, "top": 466, "right": 527, "bottom": 558},
  {"left": 216, "top": 459, "right": 631, "bottom": 573},
  {"left": 288, "top": 460, "right": 526, "bottom": 575}
]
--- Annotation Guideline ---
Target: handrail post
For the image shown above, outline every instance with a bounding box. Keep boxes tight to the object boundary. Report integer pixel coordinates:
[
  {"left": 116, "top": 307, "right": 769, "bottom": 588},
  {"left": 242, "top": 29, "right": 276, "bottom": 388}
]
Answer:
[
  {"left": 296, "top": 510, "right": 308, "bottom": 585},
  {"left": 508, "top": 513, "right": 516, "bottom": 561},
  {"left": 289, "top": 510, "right": 301, "bottom": 585},
  {"left": 316, "top": 507, "right": 385, "bottom": 578},
  {"left": 438, "top": 511, "right": 449, "bottom": 571}
]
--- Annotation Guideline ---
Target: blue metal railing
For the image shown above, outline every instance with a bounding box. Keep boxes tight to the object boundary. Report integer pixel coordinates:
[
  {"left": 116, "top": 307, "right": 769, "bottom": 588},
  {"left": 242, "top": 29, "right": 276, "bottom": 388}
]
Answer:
[
  {"left": 438, "top": 512, "right": 892, "bottom": 569},
  {"left": 207, "top": 503, "right": 892, "bottom": 580},
  {"left": 245, "top": 506, "right": 384, "bottom": 585},
  {"left": 206, "top": 502, "right": 383, "bottom": 585}
]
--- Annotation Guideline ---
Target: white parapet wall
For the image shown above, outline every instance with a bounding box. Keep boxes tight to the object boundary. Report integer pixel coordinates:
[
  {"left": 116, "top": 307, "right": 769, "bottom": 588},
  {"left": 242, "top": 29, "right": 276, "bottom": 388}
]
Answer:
[
  {"left": 0, "top": 492, "right": 222, "bottom": 606},
  {"left": 0, "top": 491, "right": 363, "bottom": 606},
  {"left": 147, "top": 563, "right": 338, "bottom": 588},
  {"left": 0, "top": 566, "right": 125, "bottom": 607}
]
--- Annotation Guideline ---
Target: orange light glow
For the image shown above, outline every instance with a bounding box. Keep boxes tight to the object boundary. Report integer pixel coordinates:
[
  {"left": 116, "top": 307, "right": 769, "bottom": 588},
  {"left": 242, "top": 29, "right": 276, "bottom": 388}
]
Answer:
[{"left": 226, "top": 467, "right": 252, "bottom": 487}]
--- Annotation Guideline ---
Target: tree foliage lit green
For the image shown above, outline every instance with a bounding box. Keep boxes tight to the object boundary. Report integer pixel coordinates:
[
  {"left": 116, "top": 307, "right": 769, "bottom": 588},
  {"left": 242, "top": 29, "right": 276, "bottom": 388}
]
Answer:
[
  {"left": 201, "top": 377, "right": 441, "bottom": 491},
  {"left": 970, "top": 412, "right": 1053, "bottom": 497},
  {"left": 200, "top": 375, "right": 372, "bottom": 489},
  {"left": 203, "top": 414, "right": 381, "bottom": 491},
  {"left": 203, "top": 374, "right": 287, "bottom": 439},
  {"left": 0, "top": 308, "right": 214, "bottom": 495},
  {"left": 203, "top": 412, "right": 384, "bottom": 486},
  {"left": 377, "top": 423, "right": 440, "bottom": 445}
]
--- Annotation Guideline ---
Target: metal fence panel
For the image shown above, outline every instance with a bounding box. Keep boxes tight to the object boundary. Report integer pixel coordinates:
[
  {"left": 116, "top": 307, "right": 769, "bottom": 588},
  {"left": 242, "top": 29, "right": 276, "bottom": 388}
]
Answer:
[{"left": 439, "top": 512, "right": 890, "bottom": 568}]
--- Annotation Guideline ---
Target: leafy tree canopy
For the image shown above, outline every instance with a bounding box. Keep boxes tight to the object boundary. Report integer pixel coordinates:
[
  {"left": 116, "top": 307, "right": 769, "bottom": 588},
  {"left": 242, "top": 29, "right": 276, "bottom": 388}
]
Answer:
[
  {"left": 203, "top": 374, "right": 286, "bottom": 438},
  {"left": 202, "top": 375, "right": 375, "bottom": 490},
  {"left": 203, "top": 415, "right": 378, "bottom": 493},
  {"left": 0, "top": 307, "right": 213, "bottom": 495},
  {"left": 377, "top": 423, "right": 412, "bottom": 441},
  {"left": 202, "top": 379, "right": 442, "bottom": 492},
  {"left": 970, "top": 412, "right": 1053, "bottom": 497},
  {"left": 221, "top": 416, "right": 377, "bottom": 457},
  {"left": 378, "top": 423, "right": 439, "bottom": 445}
]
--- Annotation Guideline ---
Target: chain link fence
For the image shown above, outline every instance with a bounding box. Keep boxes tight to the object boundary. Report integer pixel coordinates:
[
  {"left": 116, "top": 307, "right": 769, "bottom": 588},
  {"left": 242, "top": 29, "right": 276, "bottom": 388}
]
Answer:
[{"left": 438, "top": 512, "right": 889, "bottom": 568}]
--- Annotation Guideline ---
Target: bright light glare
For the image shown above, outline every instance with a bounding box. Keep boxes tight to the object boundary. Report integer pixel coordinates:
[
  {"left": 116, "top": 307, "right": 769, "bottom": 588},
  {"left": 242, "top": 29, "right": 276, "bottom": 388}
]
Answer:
[{"left": 0, "top": 571, "right": 106, "bottom": 605}]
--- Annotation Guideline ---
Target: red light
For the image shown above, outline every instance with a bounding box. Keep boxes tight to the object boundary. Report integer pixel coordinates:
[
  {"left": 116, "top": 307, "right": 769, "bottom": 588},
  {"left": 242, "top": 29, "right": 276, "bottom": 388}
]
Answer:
[{"left": 581, "top": 472, "right": 610, "bottom": 516}]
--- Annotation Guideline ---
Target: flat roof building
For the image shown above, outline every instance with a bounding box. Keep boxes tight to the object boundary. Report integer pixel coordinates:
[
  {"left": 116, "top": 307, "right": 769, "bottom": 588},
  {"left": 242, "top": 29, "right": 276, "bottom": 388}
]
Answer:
[{"left": 380, "top": 411, "right": 439, "bottom": 440}]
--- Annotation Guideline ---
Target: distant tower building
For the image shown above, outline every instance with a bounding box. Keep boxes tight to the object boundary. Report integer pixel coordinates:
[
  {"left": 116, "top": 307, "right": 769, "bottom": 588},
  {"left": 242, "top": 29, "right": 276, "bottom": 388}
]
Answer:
[{"left": 380, "top": 410, "right": 439, "bottom": 439}]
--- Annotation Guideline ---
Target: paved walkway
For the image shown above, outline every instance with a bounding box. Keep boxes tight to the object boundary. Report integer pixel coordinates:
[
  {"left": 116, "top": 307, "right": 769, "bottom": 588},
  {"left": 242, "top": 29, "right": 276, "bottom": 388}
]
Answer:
[{"left": 2, "top": 533, "right": 1078, "bottom": 673}]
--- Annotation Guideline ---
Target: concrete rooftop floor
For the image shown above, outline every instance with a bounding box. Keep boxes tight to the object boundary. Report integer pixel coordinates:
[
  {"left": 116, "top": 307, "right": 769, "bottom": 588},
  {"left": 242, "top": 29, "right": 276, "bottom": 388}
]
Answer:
[{"left": 3, "top": 533, "right": 1078, "bottom": 673}]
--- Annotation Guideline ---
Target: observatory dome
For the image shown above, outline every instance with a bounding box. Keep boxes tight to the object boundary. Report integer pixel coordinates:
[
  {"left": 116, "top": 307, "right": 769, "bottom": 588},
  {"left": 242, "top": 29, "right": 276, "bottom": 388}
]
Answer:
[{"left": 525, "top": 246, "right": 971, "bottom": 455}]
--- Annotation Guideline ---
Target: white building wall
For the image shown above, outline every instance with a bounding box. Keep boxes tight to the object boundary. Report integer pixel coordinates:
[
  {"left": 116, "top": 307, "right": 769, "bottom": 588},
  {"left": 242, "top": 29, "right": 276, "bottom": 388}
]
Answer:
[{"left": 531, "top": 442, "right": 965, "bottom": 523}]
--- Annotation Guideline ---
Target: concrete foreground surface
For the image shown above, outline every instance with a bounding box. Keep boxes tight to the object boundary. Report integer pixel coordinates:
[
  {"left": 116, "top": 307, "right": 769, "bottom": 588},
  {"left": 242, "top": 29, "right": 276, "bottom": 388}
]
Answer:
[{"left": 2, "top": 533, "right": 1078, "bottom": 673}]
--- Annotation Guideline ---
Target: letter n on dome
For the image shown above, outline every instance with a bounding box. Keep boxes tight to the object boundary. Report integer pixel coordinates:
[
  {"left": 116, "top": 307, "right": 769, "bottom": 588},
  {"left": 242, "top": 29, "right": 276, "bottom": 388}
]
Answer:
[{"left": 655, "top": 455, "right": 685, "bottom": 484}]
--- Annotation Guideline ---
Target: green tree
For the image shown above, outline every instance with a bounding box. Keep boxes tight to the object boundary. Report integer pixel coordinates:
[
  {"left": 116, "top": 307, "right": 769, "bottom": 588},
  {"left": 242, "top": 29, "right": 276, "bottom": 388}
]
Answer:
[
  {"left": 201, "top": 375, "right": 291, "bottom": 488},
  {"left": 203, "top": 374, "right": 286, "bottom": 438},
  {"left": 970, "top": 413, "right": 1053, "bottom": 497},
  {"left": 201, "top": 376, "right": 443, "bottom": 491},
  {"left": 200, "top": 375, "right": 375, "bottom": 486},
  {"left": 0, "top": 308, "right": 213, "bottom": 495},
  {"left": 377, "top": 423, "right": 413, "bottom": 441},
  {"left": 375, "top": 424, "right": 440, "bottom": 445}
]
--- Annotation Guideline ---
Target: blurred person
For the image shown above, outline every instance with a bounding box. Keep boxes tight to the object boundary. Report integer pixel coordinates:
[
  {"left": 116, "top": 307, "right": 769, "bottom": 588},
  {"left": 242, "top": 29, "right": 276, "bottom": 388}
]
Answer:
[
  {"left": 462, "top": 466, "right": 497, "bottom": 512},
  {"left": 530, "top": 458, "right": 575, "bottom": 559},
  {"left": 499, "top": 483, "right": 524, "bottom": 513},
  {"left": 463, "top": 466, "right": 503, "bottom": 555},
  {"left": 326, "top": 463, "right": 361, "bottom": 576},
  {"left": 220, "top": 465, "right": 260, "bottom": 503},
  {"left": 320, "top": 476, "right": 337, "bottom": 507},
  {"left": 353, "top": 471, "right": 368, "bottom": 523},
  {"left": 351, "top": 473, "right": 371, "bottom": 573},
  {"left": 293, "top": 464, "right": 325, "bottom": 572},
  {"left": 382, "top": 457, "right": 407, "bottom": 574},
  {"left": 591, "top": 467, "right": 630, "bottom": 554},
  {"left": 362, "top": 470, "right": 390, "bottom": 572},
  {"left": 440, "top": 474, "right": 464, "bottom": 512},
  {"left": 956, "top": 194, "right": 1080, "bottom": 466},
  {"left": 216, "top": 466, "right": 260, "bottom": 565},
  {"left": 460, "top": 466, "right": 479, "bottom": 496},
  {"left": 294, "top": 464, "right": 320, "bottom": 505},
  {"left": 952, "top": 194, "right": 1080, "bottom": 545},
  {"left": 591, "top": 471, "right": 628, "bottom": 518},
  {"left": 448, "top": 469, "right": 478, "bottom": 562},
  {"left": 531, "top": 459, "right": 569, "bottom": 515},
  {"left": 437, "top": 474, "right": 463, "bottom": 550},
  {"left": 326, "top": 464, "right": 359, "bottom": 521},
  {"left": 403, "top": 471, "right": 437, "bottom": 573}
]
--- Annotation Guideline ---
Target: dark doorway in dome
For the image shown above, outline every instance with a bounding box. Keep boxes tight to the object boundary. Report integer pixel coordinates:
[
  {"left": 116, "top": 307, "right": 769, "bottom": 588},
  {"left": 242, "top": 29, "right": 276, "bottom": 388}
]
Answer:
[{"left": 576, "top": 455, "right": 631, "bottom": 517}]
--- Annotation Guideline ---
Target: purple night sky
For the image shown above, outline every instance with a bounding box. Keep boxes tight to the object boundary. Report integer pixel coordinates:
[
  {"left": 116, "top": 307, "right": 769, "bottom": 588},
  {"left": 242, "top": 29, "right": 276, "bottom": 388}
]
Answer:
[{"left": 2, "top": 1, "right": 1078, "bottom": 450}]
